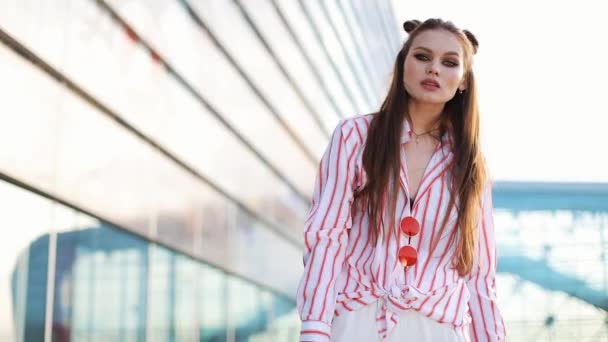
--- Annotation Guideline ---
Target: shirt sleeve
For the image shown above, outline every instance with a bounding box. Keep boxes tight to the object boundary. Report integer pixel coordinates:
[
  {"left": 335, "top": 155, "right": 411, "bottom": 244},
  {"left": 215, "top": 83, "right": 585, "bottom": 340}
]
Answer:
[
  {"left": 296, "top": 119, "right": 358, "bottom": 342},
  {"left": 467, "top": 183, "right": 507, "bottom": 341}
]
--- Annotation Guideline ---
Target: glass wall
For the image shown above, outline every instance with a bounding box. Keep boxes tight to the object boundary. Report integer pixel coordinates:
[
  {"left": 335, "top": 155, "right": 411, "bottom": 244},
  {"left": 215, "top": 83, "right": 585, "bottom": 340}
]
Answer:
[{"left": 0, "top": 180, "right": 301, "bottom": 341}]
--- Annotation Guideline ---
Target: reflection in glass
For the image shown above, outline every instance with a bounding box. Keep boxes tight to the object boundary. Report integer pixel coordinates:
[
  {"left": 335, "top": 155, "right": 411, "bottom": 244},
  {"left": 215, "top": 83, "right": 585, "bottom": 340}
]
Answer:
[
  {"left": 200, "top": 265, "right": 227, "bottom": 342},
  {"left": 51, "top": 224, "right": 148, "bottom": 341}
]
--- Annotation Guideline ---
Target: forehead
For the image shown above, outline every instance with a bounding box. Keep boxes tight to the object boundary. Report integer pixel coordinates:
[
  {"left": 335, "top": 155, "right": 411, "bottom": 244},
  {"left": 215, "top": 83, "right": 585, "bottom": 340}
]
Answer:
[{"left": 410, "top": 29, "right": 464, "bottom": 56}]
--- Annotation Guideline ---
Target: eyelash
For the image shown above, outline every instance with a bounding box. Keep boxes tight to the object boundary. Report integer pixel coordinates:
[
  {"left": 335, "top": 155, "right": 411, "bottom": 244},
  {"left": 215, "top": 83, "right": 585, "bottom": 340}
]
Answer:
[{"left": 414, "top": 54, "right": 459, "bottom": 67}]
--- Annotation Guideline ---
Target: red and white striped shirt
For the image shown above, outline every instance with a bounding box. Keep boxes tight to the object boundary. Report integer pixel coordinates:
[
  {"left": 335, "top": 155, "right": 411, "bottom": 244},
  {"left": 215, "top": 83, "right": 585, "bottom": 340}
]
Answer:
[{"left": 296, "top": 114, "right": 506, "bottom": 341}]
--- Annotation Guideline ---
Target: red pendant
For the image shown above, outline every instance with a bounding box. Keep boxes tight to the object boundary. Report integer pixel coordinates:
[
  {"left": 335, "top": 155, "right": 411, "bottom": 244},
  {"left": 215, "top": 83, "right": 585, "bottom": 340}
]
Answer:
[
  {"left": 400, "top": 216, "right": 420, "bottom": 237},
  {"left": 398, "top": 245, "right": 418, "bottom": 267}
]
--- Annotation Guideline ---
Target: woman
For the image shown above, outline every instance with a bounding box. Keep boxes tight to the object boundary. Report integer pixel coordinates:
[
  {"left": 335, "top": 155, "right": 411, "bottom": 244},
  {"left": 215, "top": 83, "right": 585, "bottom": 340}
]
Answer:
[{"left": 297, "top": 19, "right": 506, "bottom": 341}]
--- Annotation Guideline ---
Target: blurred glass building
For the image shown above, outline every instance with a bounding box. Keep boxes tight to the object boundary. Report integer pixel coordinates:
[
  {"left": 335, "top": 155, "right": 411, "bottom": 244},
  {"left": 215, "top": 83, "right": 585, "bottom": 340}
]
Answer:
[{"left": 0, "top": 1, "right": 606, "bottom": 341}]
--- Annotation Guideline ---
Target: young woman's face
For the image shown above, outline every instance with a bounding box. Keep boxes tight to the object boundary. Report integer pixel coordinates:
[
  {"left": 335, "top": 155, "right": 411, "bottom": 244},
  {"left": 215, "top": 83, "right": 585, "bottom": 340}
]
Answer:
[{"left": 403, "top": 29, "right": 467, "bottom": 105}]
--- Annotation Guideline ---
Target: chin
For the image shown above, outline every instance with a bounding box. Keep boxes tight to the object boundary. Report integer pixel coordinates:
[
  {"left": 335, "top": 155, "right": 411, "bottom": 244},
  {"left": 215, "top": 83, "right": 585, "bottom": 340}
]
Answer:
[{"left": 411, "top": 93, "right": 449, "bottom": 105}]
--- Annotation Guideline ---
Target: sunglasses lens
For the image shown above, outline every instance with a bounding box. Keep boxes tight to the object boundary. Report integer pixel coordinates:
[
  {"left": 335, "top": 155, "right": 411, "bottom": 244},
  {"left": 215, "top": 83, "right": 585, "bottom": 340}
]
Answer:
[
  {"left": 400, "top": 216, "right": 420, "bottom": 237},
  {"left": 398, "top": 245, "right": 417, "bottom": 267}
]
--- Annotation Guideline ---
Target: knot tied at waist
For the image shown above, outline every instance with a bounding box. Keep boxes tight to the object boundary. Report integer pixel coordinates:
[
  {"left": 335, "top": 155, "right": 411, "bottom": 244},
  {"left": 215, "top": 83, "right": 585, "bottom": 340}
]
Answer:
[{"left": 335, "top": 282, "right": 460, "bottom": 340}]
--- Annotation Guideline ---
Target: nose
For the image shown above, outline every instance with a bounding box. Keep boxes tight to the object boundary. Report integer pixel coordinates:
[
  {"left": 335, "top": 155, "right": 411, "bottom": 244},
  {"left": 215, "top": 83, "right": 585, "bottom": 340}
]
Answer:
[{"left": 426, "top": 61, "right": 439, "bottom": 76}]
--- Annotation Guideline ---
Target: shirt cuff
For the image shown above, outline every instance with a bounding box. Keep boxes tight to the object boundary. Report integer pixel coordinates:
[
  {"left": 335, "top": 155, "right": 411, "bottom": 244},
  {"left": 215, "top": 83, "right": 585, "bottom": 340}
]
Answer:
[{"left": 300, "top": 320, "right": 331, "bottom": 342}]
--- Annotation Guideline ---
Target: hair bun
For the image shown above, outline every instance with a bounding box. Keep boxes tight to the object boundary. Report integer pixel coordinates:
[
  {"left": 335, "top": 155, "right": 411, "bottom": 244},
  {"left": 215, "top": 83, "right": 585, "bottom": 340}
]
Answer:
[
  {"left": 463, "top": 30, "right": 479, "bottom": 53},
  {"left": 403, "top": 20, "right": 421, "bottom": 33}
]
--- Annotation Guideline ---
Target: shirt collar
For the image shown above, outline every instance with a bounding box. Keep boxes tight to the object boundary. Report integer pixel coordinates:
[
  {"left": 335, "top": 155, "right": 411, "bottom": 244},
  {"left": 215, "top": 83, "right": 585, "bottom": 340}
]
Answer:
[{"left": 400, "top": 118, "right": 412, "bottom": 144}]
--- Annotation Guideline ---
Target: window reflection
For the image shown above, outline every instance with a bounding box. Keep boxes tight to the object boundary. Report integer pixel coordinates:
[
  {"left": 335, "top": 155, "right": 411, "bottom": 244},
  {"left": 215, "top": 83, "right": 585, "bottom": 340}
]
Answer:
[
  {"left": 50, "top": 224, "right": 148, "bottom": 341},
  {"left": 200, "top": 264, "right": 227, "bottom": 341}
]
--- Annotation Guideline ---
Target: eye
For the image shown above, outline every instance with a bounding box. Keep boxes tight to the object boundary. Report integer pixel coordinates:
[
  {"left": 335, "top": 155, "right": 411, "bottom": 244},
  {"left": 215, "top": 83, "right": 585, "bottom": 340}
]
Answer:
[
  {"left": 443, "top": 60, "right": 459, "bottom": 67},
  {"left": 414, "top": 53, "right": 430, "bottom": 61}
]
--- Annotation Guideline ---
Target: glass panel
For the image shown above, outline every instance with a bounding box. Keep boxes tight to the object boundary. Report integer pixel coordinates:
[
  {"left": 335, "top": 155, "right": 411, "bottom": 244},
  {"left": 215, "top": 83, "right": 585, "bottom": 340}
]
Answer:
[
  {"left": 227, "top": 277, "right": 261, "bottom": 342},
  {"left": 275, "top": 0, "right": 356, "bottom": 115},
  {"left": 174, "top": 255, "right": 199, "bottom": 342},
  {"left": 248, "top": 290, "right": 299, "bottom": 342},
  {"left": 323, "top": 0, "right": 381, "bottom": 104},
  {"left": 238, "top": 0, "right": 342, "bottom": 131},
  {"left": 147, "top": 245, "right": 173, "bottom": 341},
  {"left": 89, "top": 0, "right": 317, "bottom": 196},
  {"left": 301, "top": 0, "right": 371, "bottom": 110},
  {"left": 0, "top": 181, "right": 52, "bottom": 341},
  {"left": 53, "top": 222, "right": 148, "bottom": 341},
  {"left": 0, "top": 39, "right": 307, "bottom": 266},
  {"left": 0, "top": 8, "right": 309, "bottom": 254},
  {"left": 200, "top": 265, "right": 227, "bottom": 342},
  {"left": 270, "top": 296, "right": 300, "bottom": 342}
]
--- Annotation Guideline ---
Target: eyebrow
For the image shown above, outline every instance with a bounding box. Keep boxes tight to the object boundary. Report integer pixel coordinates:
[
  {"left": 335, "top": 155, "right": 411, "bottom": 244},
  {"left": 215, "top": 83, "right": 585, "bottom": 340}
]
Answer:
[{"left": 413, "top": 46, "right": 460, "bottom": 57}]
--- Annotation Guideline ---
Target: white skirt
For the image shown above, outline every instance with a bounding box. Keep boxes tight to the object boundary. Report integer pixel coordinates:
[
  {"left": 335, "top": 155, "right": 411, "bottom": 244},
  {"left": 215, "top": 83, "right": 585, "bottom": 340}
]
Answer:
[{"left": 330, "top": 301, "right": 469, "bottom": 342}]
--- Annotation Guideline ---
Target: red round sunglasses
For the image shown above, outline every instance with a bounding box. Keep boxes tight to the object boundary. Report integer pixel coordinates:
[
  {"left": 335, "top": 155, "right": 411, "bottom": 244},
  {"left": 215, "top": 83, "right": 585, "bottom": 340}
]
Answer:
[{"left": 398, "top": 216, "right": 420, "bottom": 267}]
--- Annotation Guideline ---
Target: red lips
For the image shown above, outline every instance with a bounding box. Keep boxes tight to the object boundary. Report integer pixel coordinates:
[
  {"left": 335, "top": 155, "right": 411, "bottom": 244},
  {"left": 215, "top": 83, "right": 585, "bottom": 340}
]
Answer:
[{"left": 421, "top": 78, "right": 440, "bottom": 88}]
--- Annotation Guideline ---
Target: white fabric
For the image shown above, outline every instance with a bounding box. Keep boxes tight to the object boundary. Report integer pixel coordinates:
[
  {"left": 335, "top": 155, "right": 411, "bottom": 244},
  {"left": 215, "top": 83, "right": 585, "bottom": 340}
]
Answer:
[{"left": 330, "top": 301, "right": 469, "bottom": 342}]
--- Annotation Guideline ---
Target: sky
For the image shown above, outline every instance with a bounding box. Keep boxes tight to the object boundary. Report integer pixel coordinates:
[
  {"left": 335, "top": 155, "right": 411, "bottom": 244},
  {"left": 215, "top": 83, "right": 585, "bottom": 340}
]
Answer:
[{"left": 392, "top": 0, "right": 608, "bottom": 183}]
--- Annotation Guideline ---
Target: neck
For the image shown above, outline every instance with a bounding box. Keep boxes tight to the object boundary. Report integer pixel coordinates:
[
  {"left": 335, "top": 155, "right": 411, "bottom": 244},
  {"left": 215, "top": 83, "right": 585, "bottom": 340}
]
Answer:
[{"left": 406, "top": 100, "right": 444, "bottom": 133}]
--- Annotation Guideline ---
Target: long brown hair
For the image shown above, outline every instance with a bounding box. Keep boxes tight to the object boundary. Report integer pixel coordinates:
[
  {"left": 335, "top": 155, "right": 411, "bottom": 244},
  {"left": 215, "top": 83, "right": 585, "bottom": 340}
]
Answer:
[{"left": 354, "top": 18, "right": 486, "bottom": 277}]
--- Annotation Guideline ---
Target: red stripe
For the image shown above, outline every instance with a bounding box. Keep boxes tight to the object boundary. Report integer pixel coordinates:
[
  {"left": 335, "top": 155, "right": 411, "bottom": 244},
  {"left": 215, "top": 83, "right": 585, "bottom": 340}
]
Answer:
[
  {"left": 343, "top": 208, "right": 366, "bottom": 294},
  {"left": 451, "top": 283, "right": 466, "bottom": 325},
  {"left": 353, "top": 117, "right": 364, "bottom": 145},
  {"left": 475, "top": 270, "right": 491, "bottom": 341},
  {"left": 387, "top": 296, "right": 408, "bottom": 310},
  {"left": 412, "top": 145, "right": 448, "bottom": 209},
  {"left": 438, "top": 284, "right": 455, "bottom": 323},
  {"left": 397, "top": 199, "right": 409, "bottom": 284},
  {"left": 471, "top": 315, "right": 479, "bottom": 342},
  {"left": 399, "top": 164, "right": 409, "bottom": 198},
  {"left": 318, "top": 131, "right": 344, "bottom": 230},
  {"left": 413, "top": 157, "right": 452, "bottom": 212},
  {"left": 354, "top": 298, "right": 366, "bottom": 305},
  {"left": 427, "top": 288, "right": 449, "bottom": 319},
  {"left": 376, "top": 195, "right": 388, "bottom": 285},
  {"left": 481, "top": 214, "right": 499, "bottom": 338},
  {"left": 430, "top": 226, "right": 458, "bottom": 290},
  {"left": 382, "top": 194, "right": 392, "bottom": 286},
  {"left": 342, "top": 301, "right": 354, "bottom": 311},
  {"left": 304, "top": 160, "right": 326, "bottom": 251},
  {"left": 363, "top": 115, "right": 372, "bottom": 129},
  {"left": 301, "top": 234, "right": 318, "bottom": 312},
  {"left": 401, "top": 163, "right": 410, "bottom": 186},
  {"left": 362, "top": 242, "right": 374, "bottom": 278},
  {"left": 307, "top": 236, "right": 331, "bottom": 317},
  {"left": 344, "top": 126, "right": 354, "bottom": 144},
  {"left": 300, "top": 330, "right": 330, "bottom": 337},
  {"left": 328, "top": 136, "right": 356, "bottom": 239},
  {"left": 415, "top": 295, "right": 432, "bottom": 311},
  {"left": 319, "top": 242, "right": 343, "bottom": 319},
  {"left": 352, "top": 205, "right": 367, "bottom": 267}
]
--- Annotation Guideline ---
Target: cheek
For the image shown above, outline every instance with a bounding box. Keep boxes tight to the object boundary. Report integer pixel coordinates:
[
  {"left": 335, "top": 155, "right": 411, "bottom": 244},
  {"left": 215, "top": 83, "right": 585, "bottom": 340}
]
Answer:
[
  {"left": 444, "top": 69, "right": 464, "bottom": 90},
  {"left": 403, "top": 61, "right": 421, "bottom": 87},
  {"left": 403, "top": 58, "right": 422, "bottom": 77}
]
